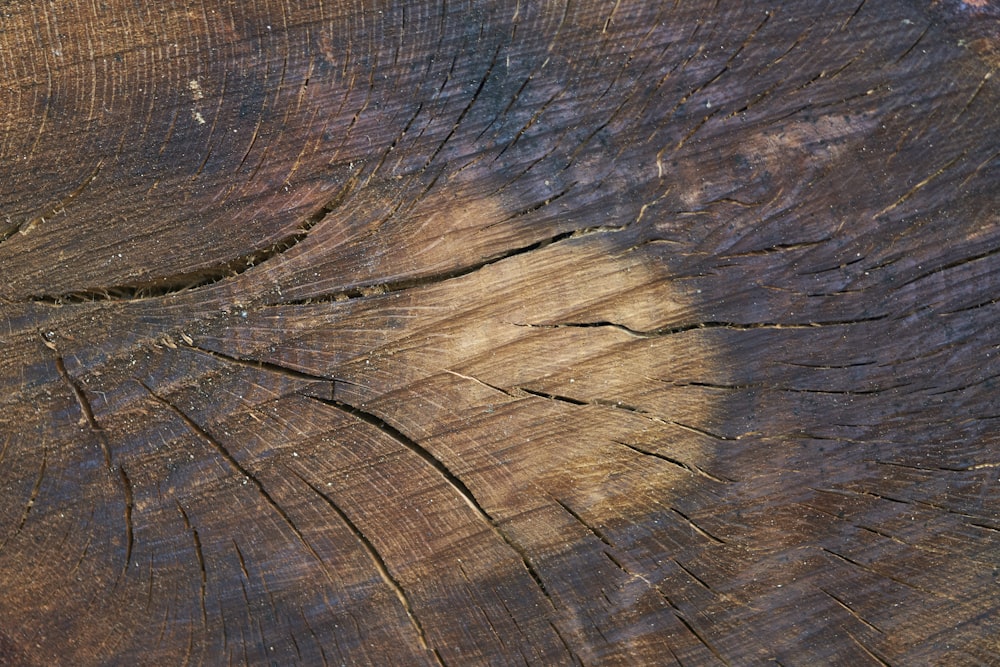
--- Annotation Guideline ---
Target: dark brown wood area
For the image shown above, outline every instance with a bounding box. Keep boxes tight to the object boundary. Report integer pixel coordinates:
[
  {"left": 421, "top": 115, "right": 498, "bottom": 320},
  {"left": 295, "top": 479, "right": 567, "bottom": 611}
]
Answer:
[{"left": 1, "top": 0, "right": 999, "bottom": 664}]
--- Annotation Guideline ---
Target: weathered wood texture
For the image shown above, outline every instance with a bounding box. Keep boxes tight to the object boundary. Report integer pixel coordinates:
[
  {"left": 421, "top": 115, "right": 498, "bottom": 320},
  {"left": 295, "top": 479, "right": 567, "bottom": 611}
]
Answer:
[{"left": 1, "top": 0, "right": 999, "bottom": 664}]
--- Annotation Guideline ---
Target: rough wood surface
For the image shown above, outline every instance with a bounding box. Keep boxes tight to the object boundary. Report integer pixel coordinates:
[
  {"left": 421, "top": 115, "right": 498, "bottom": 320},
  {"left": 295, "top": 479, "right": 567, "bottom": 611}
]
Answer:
[{"left": 1, "top": 1, "right": 999, "bottom": 664}]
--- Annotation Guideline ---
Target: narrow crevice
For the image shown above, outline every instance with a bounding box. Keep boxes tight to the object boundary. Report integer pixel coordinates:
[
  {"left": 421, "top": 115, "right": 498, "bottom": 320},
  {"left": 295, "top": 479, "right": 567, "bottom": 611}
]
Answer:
[
  {"left": 553, "top": 498, "right": 615, "bottom": 549},
  {"left": 866, "top": 485, "right": 997, "bottom": 528},
  {"left": 297, "top": 610, "right": 330, "bottom": 667},
  {"left": 25, "top": 172, "right": 357, "bottom": 304},
  {"left": 292, "top": 471, "right": 443, "bottom": 664},
  {"left": 682, "top": 381, "right": 758, "bottom": 390},
  {"left": 422, "top": 43, "right": 502, "bottom": 172},
  {"left": 118, "top": 465, "right": 135, "bottom": 571},
  {"left": 276, "top": 227, "right": 588, "bottom": 306},
  {"left": 719, "top": 238, "right": 831, "bottom": 258},
  {"left": 868, "top": 459, "right": 958, "bottom": 473},
  {"left": 820, "top": 547, "right": 940, "bottom": 597},
  {"left": 371, "top": 102, "right": 424, "bottom": 177},
  {"left": 552, "top": 498, "right": 659, "bottom": 587},
  {"left": 954, "top": 70, "right": 993, "bottom": 124},
  {"left": 875, "top": 150, "right": 967, "bottom": 219},
  {"left": 898, "top": 242, "right": 1000, "bottom": 290},
  {"left": 675, "top": 106, "right": 723, "bottom": 151},
  {"left": 969, "top": 521, "right": 1000, "bottom": 533},
  {"left": 490, "top": 183, "right": 577, "bottom": 226},
  {"left": 614, "top": 440, "right": 731, "bottom": 484},
  {"left": 16, "top": 451, "right": 46, "bottom": 534},
  {"left": 548, "top": 621, "right": 585, "bottom": 667},
  {"left": 441, "top": 370, "right": 517, "bottom": 397},
  {"left": 44, "top": 333, "right": 114, "bottom": 470},
  {"left": 840, "top": 0, "right": 868, "bottom": 30},
  {"left": 232, "top": 540, "right": 251, "bottom": 582},
  {"left": 518, "top": 387, "right": 588, "bottom": 406},
  {"left": 139, "top": 381, "right": 335, "bottom": 584},
  {"left": 894, "top": 24, "right": 930, "bottom": 65},
  {"left": 845, "top": 629, "right": 892, "bottom": 667},
  {"left": 50, "top": 344, "right": 101, "bottom": 430},
  {"left": 473, "top": 591, "right": 515, "bottom": 661},
  {"left": 176, "top": 502, "right": 209, "bottom": 629},
  {"left": 301, "top": 394, "right": 557, "bottom": 607},
  {"left": 818, "top": 586, "right": 884, "bottom": 635},
  {"left": 509, "top": 315, "right": 889, "bottom": 338},
  {"left": 780, "top": 360, "right": 877, "bottom": 370},
  {"left": 670, "top": 506, "right": 726, "bottom": 545},
  {"left": 602, "top": 550, "right": 630, "bottom": 578},
  {"left": 857, "top": 524, "right": 914, "bottom": 549},
  {"left": 519, "top": 385, "right": 740, "bottom": 445},
  {"left": 13, "top": 160, "right": 104, "bottom": 239},
  {"left": 673, "top": 611, "right": 729, "bottom": 666},
  {"left": 941, "top": 298, "right": 1000, "bottom": 315},
  {"left": 777, "top": 384, "right": 904, "bottom": 397},
  {"left": 496, "top": 90, "right": 563, "bottom": 158},
  {"left": 185, "top": 343, "right": 341, "bottom": 386},
  {"left": 672, "top": 558, "right": 712, "bottom": 591}
]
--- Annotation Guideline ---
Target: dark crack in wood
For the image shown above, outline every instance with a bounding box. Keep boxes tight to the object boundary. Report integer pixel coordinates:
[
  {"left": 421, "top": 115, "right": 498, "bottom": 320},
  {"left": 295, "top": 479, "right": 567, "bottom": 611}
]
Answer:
[
  {"left": 43, "top": 332, "right": 113, "bottom": 469},
  {"left": 26, "top": 168, "right": 358, "bottom": 304},
  {"left": 118, "top": 465, "right": 135, "bottom": 572},
  {"left": 614, "top": 440, "right": 730, "bottom": 485},
  {"left": 291, "top": 469, "right": 445, "bottom": 666},
  {"left": 818, "top": 586, "right": 885, "bottom": 635},
  {"left": 519, "top": 387, "right": 740, "bottom": 447},
  {"left": 302, "top": 394, "right": 557, "bottom": 608},
  {"left": 176, "top": 502, "right": 209, "bottom": 629},
  {"left": 276, "top": 227, "right": 592, "bottom": 306},
  {"left": 16, "top": 451, "right": 46, "bottom": 536},
  {"left": 669, "top": 506, "right": 726, "bottom": 545},
  {"left": 139, "top": 381, "right": 339, "bottom": 587},
  {"left": 13, "top": 160, "right": 104, "bottom": 239},
  {"left": 510, "top": 316, "right": 889, "bottom": 337},
  {"left": 186, "top": 343, "right": 342, "bottom": 385},
  {"left": 673, "top": 611, "right": 729, "bottom": 666}
]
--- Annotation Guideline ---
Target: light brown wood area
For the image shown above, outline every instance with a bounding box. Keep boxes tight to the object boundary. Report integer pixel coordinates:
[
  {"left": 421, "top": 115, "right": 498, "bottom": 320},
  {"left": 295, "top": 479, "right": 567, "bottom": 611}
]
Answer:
[{"left": 1, "top": 1, "right": 999, "bottom": 664}]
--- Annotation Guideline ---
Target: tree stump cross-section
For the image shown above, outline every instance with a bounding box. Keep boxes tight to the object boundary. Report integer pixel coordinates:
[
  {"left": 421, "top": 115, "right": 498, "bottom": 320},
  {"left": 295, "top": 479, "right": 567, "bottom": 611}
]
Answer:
[{"left": 1, "top": 0, "right": 999, "bottom": 664}]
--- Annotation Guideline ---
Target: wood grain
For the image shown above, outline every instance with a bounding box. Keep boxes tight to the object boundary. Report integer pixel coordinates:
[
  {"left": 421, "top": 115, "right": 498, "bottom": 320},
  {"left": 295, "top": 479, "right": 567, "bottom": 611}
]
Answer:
[{"left": 1, "top": 0, "right": 998, "bottom": 664}]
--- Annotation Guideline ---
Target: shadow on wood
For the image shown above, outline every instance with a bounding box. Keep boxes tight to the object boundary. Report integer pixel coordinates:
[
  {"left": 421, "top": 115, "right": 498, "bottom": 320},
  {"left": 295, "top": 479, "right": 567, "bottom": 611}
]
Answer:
[{"left": 1, "top": 0, "right": 998, "bottom": 664}]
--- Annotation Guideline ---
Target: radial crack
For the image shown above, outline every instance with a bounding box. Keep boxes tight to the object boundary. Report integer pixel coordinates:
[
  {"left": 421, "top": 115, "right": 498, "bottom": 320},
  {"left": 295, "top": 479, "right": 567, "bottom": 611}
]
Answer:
[
  {"left": 186, "top": 343, "right": 340, "bottom": 386},
  {"left": 441, "top": 369, "right": 516, "bottom": 397},
  {"left": 845, "top": 629, "right": 891, "bottom": 667},
  {"left": 43, "top": 333, "right": 113, "bottom": 470},
  {"left": 26, "top": 171, "right": 356, "bottom": 304},
  {"left": 176, "top": 502, "right": 209, "bottom": 629},
  {"left": 818, "top": 587, "right": 884, "bottom": 635},
  {"left": 510, "top": 316, "right": 889, "bottom": 337},
  {"left": 820, "top": 547, "right": 943, "bottom": 598},
  {"left": 16, "top": 451, "right": 46, "bottom": 534},
  {"left": 673, "top": 611, "right": 729, "bottom": 665},
  {"left": 518, "top": 386, "right": 740, "bottom": 446},
  {"left": 119, "top": 465, "right": 135, "bottom": 571},
  {"left": 614, "top": 440, "right": 730, "bottom": 484},
  {"left": 875, "top": 151, "right": 967, "bottom": 218},
  {"left": 302, "top": 395, "right": 557, "bottom": 606},
  {"left": 553, "top": 498, "right": 615, "bottom": 549},
  {"left": 292, "top": 471, "right": 444, "bottom": 665},
  {"left": 15, "top": 160, "right": 104, "bottom": 237},
  {"left": 277, "top": 227, "right": 590, "bottom": 305},
  {"left": 670, "top": 506, "right": 726, "bottom": 544},
  {"left": 139, "top": 381, "right": 337, "bottom": 585}
]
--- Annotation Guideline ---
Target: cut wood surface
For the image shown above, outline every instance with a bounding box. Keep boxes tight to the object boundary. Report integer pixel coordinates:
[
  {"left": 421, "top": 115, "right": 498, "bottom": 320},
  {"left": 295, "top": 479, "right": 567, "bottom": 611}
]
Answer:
[{"left": 1, "top": 0, "right": 999, "bottom": 664}]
